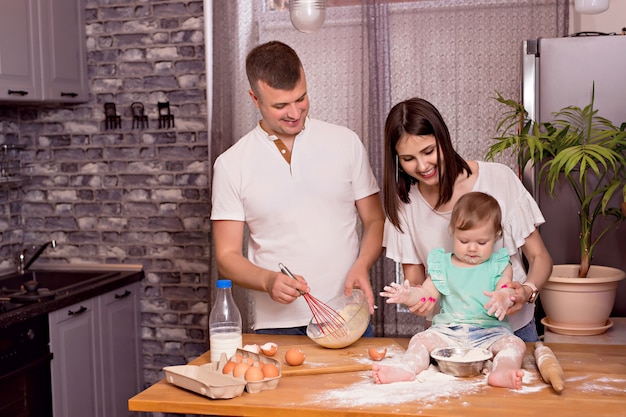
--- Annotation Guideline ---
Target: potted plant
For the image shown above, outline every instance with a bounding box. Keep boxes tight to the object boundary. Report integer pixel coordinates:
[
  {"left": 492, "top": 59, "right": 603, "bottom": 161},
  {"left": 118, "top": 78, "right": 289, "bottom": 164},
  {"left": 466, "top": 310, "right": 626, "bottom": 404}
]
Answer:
[{"left": 486, "top": 85, "right": 626, "bottom": 335}]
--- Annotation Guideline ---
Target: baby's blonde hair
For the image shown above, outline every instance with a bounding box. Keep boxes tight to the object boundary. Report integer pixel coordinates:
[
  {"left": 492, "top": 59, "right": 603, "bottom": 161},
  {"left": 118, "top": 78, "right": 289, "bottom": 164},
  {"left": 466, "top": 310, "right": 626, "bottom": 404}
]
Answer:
[{"left": 450, "top": 192, "right": 502, "bottom": 238}]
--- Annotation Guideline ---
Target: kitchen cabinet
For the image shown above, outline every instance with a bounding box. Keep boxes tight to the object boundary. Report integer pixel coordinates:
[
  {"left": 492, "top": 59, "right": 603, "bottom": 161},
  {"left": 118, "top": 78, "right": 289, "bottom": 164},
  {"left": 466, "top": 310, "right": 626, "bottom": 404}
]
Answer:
[
  {"left": 0, "top": 0, "right": 88, "bottom": 103},
  {"left": 49, "top": 282, "right": 142, "bottom": 417},
  {"left": 49, "top": 296, "right": 100, "bottom": 417},
  {"left": 98, "top": 282, "right": 143, "bottom": 417}
]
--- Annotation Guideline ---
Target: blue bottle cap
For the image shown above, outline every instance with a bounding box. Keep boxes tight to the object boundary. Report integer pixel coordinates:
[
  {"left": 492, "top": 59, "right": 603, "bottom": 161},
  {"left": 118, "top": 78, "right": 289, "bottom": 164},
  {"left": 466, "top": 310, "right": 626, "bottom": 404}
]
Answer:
[{"left": 216, "top": 279, "right": 232, "bottom": 289}]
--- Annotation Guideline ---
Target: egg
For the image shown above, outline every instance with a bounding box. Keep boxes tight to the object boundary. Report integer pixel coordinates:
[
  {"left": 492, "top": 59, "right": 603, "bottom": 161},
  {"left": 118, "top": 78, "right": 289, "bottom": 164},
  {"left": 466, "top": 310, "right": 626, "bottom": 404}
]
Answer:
[
  {"left": 233, "top": 362, "right": 251, "bottom": 378},
  {"left": 244, "top": 365, "right": 265, "bottom": 382},
  {"left": 231, "top": 353, "right": 244, "bottom": 363},
  {"left": 222, "top": 360, "right": 237, "bottom": 374},
  {"left": 260, "top": 342, "right": 278, "bottom": 357},
  {"left": 241, "top": 356, "right": 255, "bottom": 366},
  {"left": 367, "top": 347, "right": 387, "bottom": 361},
  {"left": 262, "top": 362, "right": 280, "bottom": 378},
  {"left": 285, "top": 348, "right": 305, "bottom": 366}
]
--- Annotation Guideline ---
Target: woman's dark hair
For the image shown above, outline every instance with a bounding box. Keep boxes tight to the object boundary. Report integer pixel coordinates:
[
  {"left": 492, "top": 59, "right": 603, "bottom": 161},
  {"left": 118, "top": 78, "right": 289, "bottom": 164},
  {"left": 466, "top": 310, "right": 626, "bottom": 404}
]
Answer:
[
  {"left": 246, "top": 41, "right": 303, "bottom": 94},
  {"left": 383, "top": 97, "right": 471, "bottom": 231}
]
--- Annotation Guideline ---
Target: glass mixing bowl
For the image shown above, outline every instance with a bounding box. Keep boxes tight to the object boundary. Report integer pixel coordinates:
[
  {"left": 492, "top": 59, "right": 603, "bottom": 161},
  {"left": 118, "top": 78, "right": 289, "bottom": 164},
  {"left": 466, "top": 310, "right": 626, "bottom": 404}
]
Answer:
[{"left": 306, "top": 288, "right": 370, "bottom": 349}]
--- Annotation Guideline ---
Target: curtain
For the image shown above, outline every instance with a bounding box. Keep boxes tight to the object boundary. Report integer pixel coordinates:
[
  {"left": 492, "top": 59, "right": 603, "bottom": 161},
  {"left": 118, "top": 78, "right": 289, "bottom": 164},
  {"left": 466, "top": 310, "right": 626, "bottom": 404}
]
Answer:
[{"left": 209, "top": 0, "right": 568, "bottom": 337}]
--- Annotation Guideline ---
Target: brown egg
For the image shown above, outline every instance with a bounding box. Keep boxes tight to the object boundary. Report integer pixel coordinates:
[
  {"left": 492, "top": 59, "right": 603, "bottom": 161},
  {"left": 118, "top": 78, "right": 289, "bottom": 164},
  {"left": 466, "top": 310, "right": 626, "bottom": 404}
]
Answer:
[
  {"left": 244, "top": 365, "right": 265, "bottom": 382},
  {"left": 260, "top": 342, "right": 278, "bottom": 357},
  {"left": 241, "top": 356, "right": 255, "bottom": 366},
  {"left": 222, "top": 360, "right": 237, "bottom": 374},
  {"left": 262, "top": 362, "right": 280, "bottom": 378},
  {"left": 232, "top": 353, "right": 244, "bottom": 363},
  {"left": 233, "top": 362, "right": 251, "bottom": 378},
  {"left": 368, "top": 347, "right": 387, "bottom": 361},
  {"left": 285, "top": 348, "right": 305, "bottom": 366}
]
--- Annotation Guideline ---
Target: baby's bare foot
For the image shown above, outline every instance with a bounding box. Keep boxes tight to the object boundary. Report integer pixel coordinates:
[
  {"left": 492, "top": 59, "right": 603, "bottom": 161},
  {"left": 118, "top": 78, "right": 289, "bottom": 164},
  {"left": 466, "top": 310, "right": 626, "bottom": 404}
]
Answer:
[
  {"left": 488, "top": 369, "right": 524, "bottom": 389},
  {"left": 371, "top": 364, "right": 416, "bottom": 384}
]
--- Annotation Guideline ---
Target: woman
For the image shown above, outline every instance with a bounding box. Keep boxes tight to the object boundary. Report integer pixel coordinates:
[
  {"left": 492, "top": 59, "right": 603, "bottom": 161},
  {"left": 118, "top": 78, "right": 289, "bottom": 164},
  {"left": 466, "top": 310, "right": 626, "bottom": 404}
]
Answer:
[
  {"left": 375, "top": 192, "right": 526, "bottom": 389},
  {"left": 382, "top": 97, "right": 552, "bottom": 341}
]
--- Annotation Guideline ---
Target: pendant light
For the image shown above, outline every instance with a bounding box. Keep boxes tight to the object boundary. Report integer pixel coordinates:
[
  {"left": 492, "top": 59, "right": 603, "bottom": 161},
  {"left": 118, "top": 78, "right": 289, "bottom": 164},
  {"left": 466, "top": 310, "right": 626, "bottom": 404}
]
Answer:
[
  {"left": 289, "top": 0, "right": 326, "bottom": 33},
  {"left": 574, "top": 0, "right": 610, "bottom": 14}
]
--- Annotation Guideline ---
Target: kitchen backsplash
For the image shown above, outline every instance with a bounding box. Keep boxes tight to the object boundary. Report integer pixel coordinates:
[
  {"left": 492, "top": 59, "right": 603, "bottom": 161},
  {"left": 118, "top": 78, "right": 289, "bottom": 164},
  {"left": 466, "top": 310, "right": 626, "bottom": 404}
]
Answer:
[{"left": 0, "top": 0, "right": 209, "bottom": 387}]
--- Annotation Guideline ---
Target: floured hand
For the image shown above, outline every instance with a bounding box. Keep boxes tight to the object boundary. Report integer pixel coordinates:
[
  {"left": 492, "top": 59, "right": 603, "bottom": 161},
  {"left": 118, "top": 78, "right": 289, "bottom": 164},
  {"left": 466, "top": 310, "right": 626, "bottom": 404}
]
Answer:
[
  {"left": 484, "top": 287, "right": 515, "bottom": 321},
  {"left": 380, "top": 280, "right": 414, "bottom": 305}
]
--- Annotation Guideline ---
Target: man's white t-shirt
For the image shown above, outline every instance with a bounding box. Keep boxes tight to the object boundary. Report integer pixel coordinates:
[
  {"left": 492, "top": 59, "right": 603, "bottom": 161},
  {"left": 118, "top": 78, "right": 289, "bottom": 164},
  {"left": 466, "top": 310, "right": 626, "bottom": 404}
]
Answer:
[{"left": 211, "top": 117, "right": 379, "bottom": 330}]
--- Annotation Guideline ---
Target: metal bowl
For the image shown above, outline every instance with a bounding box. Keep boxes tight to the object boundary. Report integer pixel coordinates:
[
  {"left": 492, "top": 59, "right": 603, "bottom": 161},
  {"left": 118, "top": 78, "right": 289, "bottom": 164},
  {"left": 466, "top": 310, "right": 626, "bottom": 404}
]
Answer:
[
  {"left": 430, "top": 347, "right": 492, "bottom": 377},
  {"left": 306, "top": 289, "right": 370, "bottom": 349}
]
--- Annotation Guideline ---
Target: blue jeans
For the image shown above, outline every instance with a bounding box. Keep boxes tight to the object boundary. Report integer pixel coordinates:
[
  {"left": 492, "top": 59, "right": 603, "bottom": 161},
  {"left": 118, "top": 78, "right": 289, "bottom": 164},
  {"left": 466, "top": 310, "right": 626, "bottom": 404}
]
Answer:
[
  {"left": 256, "top": 323, "right": 375, "bottom": 337},
  {"left": 428, "top": 324, "right": 514, "bottom": 349},
  {"left": 514, "top": 317, "right": 539, "bottom": 342}
]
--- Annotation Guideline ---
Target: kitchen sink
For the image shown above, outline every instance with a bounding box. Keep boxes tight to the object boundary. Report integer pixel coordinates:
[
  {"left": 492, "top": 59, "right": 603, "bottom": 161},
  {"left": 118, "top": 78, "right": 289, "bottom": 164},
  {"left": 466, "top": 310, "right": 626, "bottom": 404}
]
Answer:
[{"left": 0, "top": 270, "right": 121, "bottom": 293}]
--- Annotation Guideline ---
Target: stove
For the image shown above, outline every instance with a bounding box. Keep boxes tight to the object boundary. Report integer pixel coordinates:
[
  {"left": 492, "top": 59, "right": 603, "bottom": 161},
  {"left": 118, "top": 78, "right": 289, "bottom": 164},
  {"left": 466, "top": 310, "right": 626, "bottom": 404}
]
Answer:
[
  {"left": 0, "top": 312, "right": 54, "bottom": 417},
  {"left": 0, "top": 280, "right": 56, "bottom": 314}
]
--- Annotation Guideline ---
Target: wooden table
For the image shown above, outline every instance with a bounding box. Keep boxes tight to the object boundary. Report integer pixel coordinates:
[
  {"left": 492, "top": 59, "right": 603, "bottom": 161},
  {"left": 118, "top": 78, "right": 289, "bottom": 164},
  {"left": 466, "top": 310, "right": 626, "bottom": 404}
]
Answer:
[{"left": 129, "top": 334, "right": 626, "bottom": 417}]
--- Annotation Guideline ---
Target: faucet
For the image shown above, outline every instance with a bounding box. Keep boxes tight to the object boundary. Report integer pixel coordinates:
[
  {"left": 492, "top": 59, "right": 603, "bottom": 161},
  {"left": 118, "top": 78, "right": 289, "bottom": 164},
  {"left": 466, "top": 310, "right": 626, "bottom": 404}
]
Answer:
[{"left": 17, "top": 240, "right": 57, "bottom": 275}]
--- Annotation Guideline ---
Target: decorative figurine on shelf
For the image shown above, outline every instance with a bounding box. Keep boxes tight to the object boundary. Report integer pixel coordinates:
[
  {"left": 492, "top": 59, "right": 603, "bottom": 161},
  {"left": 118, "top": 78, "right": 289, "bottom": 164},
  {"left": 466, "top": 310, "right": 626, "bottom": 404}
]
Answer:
[
  {"left": 157, "top": 101, "right": 175, "bottom": 129},
  {"left": 131, "top": 102, "right": 149, "bottom": 129},
  {"left": 104, "top": 102, "right": 122, "bottom": 130}
]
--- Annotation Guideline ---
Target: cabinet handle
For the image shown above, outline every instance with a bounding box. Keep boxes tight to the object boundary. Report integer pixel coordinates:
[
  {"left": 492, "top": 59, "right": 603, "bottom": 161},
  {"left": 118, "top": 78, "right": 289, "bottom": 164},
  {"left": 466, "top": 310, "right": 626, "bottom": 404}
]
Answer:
[
  {"left": 60, "top": 92, "right": 78, "bottom": 97},
  {"left": 114, "top": 289, "right": 131, "bottom": 299},
  {"left": 67, "top": 306, "right": 87, "bottom": 316},
  {"left": 8, "top": 90, "right": 29, "bottom": 96}
]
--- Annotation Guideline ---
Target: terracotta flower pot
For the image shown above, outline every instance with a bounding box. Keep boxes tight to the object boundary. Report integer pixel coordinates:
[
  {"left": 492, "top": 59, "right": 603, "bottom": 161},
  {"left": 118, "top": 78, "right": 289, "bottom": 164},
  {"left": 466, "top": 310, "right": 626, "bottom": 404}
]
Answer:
[{"left": 540, "top": 265, "right": 626, "bottom": 335}]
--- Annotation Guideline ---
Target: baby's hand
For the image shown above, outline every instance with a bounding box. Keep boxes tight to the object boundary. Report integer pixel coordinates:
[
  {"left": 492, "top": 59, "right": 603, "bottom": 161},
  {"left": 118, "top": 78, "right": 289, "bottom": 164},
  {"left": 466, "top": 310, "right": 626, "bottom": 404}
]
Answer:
[
  {"left": 380, "top": 280, "right": 413, "bottom": 305},
  {"left": 484, "top": 287, "right": 515, "bottom": 321}
]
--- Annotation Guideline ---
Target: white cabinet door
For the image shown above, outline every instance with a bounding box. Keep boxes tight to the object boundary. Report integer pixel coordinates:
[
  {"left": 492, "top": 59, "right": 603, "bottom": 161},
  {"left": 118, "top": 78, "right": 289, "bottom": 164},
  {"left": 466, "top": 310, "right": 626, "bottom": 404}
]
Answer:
[
  {"left": 98, "top": 282, "right": 143, "bottom": 417},
  {"left": 49, "top": 297, "right": 102, "bottom": 417},
  {"left": 0, "top": 0, "right": 42, "bottom": 101},
  {"left": 39, "top": 0, "right": 89, "bottom": 102}
]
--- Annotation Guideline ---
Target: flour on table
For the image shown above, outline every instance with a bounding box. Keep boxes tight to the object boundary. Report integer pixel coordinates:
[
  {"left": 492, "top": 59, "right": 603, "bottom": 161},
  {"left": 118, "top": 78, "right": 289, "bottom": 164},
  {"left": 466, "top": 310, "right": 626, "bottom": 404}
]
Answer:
[
  {"left": 311, "top": 348, "right": 545, "bottom": 408},
  {"left": 579, "top": 376, "right": 626, "bottom": 394},
  {"left": 311, "top": 365, "right": 486, "bottom": 408}
]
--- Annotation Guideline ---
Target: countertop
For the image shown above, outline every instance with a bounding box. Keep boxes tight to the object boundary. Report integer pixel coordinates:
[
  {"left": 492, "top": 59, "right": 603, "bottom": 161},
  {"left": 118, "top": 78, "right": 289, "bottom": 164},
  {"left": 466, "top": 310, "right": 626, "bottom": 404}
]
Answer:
[
  {"left": 128, "top": 334, "right": 626, "bottom": 417},
  {"left": 0, "top": 263, "right": 144, "bottom": 328}
]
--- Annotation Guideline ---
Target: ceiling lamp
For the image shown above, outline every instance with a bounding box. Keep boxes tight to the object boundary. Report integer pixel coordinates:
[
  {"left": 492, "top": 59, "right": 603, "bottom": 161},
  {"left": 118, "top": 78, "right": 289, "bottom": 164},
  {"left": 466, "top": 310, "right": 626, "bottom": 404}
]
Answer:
[
  {"left": 574, "top": 0, "right": 610, "bottom": 14},
  {"left": 289, "top": 0, "right": 326, "bottom": 33}
]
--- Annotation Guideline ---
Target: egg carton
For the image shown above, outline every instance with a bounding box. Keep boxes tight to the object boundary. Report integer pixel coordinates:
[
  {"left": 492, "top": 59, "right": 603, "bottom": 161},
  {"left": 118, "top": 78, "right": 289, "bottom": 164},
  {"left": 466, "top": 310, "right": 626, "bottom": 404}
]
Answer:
[
  {"left": 164, "top": 364, "right": 245, "bottom": 399},
  {"left": 226, "top": 348, "right": 282, "bottom": 393},
  {"left": 163, "top": 349, "right": 281, "bottom": 399}
]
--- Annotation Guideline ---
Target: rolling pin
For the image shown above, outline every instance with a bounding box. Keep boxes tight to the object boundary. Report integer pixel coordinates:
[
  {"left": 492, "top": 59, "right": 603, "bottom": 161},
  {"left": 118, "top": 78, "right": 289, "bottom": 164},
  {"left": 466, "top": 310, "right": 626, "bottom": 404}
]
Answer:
[{"left": 534, "top": 341, "right": 564, "bottom": 393}]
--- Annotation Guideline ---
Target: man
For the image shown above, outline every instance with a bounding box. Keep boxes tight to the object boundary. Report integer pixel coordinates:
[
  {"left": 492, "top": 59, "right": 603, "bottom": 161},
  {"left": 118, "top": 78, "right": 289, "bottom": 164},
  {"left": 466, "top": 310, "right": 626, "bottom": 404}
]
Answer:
[{"left": 210, "top": 40, "right": 384, "bottom": 334}]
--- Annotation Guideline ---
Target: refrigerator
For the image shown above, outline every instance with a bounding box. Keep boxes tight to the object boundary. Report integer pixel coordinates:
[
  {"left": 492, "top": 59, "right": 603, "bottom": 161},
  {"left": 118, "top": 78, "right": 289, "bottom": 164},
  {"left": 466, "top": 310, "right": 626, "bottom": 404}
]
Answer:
[{"left": 521, "top": 35, "right": 626, "bottom": 316}]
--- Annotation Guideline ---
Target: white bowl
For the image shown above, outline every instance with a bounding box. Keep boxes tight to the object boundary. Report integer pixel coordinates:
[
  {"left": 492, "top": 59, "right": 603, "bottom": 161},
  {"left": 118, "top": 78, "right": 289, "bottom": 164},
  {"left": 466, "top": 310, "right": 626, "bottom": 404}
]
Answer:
[{"left": 306, "top": 289, "right": 370, "bottom": 349}]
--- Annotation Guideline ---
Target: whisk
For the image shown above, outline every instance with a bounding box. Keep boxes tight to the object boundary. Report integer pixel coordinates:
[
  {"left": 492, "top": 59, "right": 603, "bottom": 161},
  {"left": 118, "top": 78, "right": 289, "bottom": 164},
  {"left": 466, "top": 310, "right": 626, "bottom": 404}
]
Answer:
[{"left": 279, "top": 263, "right": 347, "bottom": 336}]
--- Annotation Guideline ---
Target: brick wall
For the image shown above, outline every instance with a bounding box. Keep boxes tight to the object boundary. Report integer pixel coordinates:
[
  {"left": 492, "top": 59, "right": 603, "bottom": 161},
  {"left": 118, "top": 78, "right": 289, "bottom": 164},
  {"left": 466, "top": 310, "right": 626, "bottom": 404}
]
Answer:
[{"left": 0, "top": 0, "right": 209, "bottom": 387}]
